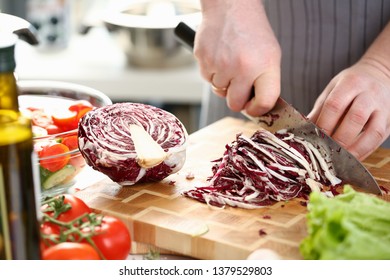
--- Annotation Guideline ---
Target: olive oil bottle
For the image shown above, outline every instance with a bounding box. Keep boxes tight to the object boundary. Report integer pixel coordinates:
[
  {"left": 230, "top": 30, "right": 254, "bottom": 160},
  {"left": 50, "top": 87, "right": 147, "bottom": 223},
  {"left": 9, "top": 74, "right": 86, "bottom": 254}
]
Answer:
[{"left": 0, "top": 34, "right": 41, "bottom": 259}]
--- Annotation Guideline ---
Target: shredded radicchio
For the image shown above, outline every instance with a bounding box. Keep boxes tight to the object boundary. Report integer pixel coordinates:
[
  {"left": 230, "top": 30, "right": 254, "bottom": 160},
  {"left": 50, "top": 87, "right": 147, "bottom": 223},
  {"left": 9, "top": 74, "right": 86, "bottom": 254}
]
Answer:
[{"left": 183, "top": 129, "right": 342, "bottom": 209}]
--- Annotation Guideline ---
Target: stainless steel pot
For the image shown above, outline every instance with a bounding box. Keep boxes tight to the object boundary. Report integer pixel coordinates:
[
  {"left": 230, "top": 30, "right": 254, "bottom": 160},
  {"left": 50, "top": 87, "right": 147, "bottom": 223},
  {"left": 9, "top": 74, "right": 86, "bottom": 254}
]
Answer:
[
  {"left": 102, "top": 0, "right": 201, "bottom": 68},
  {"left": 17, "top": 80, "right": 112, "bottom": 108},
  {"left": 0, "top": 12, "right": 39, "bottom": 45}
]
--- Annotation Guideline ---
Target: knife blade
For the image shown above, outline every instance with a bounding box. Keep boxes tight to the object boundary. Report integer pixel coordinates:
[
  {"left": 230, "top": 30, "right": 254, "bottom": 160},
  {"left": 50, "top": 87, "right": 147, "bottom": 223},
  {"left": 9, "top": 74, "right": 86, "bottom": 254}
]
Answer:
[{"left": 174, "top": 21, "right": 381, "bottom": 195}]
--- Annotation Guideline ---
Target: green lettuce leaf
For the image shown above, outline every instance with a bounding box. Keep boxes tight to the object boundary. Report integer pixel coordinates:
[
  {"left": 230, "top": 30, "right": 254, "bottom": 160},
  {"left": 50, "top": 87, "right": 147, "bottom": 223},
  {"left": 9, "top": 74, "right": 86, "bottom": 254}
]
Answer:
[{"left": 300, "top": 185, "right": 390, "bottom": 260}]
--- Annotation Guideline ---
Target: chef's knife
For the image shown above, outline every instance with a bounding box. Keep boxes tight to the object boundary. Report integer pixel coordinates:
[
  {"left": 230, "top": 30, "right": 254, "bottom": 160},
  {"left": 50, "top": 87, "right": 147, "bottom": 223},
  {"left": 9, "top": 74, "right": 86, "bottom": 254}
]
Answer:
[{"left": 174, "top": 21, "right": 381, "bottom": 195}]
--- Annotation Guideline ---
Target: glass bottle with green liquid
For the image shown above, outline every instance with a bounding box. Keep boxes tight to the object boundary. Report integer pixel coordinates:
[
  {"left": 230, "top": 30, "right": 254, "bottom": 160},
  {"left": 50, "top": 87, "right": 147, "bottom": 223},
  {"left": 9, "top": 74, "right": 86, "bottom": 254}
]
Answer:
[{"left": 0, "top": 33, "right": 41, "bottom": 260}]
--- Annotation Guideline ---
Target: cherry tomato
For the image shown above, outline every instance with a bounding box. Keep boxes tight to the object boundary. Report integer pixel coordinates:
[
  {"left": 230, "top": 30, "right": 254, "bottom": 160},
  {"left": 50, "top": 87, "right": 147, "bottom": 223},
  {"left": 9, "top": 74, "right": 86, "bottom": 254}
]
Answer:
[
  {"left": 43, "top": 242, "right": 100, "bottom": 260},
  {"left": 34, "top": 140, "right": 56, "bottom": 154},
  {"left": 61, "top": 135, "right": 85, "bottom": 168},
  {"left": 41, "top": 195, "right": 92, "bottom": 248},
  {"left": 68, "top": 101, "right": 94, "bottom": 129},
  {"left": 83, "top": 215, "right": 131, "bottom": 260},
  {"left": 40, "top": 195, "right": 130, "bottom": 260},
  {"left": 40, "top": 222, "right": 61, "bottom": 250},
  {"left": 75, "top": 107, "right": 93, "bottom": 126},
  {"left": 31, "top": 110, "right": 53, "bottom": 128},
  {"left": 61, "top": 135, "right": 78, "bottom": 151},
  {"left": 68, "top": 100, "right": 94, "bottom": 113},
  {"left": 42, "top": 194, "right": 91, "bottom": 223},
  {"left": 39, "top": 143, "right": 70, "bottom": 172},
  {"left": 52, "top": 109, "right": 78, "bottom": 131}
]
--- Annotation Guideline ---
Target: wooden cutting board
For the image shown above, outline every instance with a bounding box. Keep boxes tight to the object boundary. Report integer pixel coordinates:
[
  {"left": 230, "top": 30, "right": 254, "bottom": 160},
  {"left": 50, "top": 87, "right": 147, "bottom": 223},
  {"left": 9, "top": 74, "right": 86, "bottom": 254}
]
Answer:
[{"left": 74, "top": 117, "right": 390, "bottom": 260}]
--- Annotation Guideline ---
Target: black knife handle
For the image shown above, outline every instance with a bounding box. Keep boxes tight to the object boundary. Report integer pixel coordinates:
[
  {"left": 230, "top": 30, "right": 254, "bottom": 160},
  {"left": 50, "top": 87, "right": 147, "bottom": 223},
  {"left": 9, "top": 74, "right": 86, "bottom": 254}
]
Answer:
[
  {"left": 174, "top": 22, "right": 195, "bottom": 51},
  {"left": 174, "top": 21, "right": 255, "bottom": 99}
]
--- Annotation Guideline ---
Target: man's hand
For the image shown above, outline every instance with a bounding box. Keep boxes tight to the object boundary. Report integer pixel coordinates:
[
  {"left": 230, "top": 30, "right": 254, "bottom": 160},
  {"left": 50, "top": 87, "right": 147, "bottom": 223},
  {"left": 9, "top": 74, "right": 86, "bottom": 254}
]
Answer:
[
  {"left": 308, "top": 59, "right": 390, "bottom": 160},
  {"left": 309, "top": 23, "right": 390, "bottom": 160},
  {"left": 195, "top": 0, "right": 281, "bottom": 116}
]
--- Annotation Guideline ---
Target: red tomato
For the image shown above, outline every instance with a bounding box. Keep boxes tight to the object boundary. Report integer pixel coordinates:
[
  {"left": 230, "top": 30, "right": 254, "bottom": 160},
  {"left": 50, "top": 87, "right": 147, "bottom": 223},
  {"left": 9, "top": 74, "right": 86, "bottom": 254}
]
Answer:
[
  {"left": 62, "top": 135, "right": 85, "bottom": 168},
  {"left": 40, "top": 222, "right": 61, "bottom": 250},
  {"left": 68, "top": 100, "right": 94, "bottom": 113},
  {"left": 42, "top": 194, "right": 91, "bottom": 223},
  {"left": 75, "top": 107, "right": 93, "bottom": 125},
  {"left": 34, "top": 140, "right": 56, "bottom": 154},
  {"left": 52, "top": 109, "right": 78, "bottom": 131},
  {"left": 41, "top": 195, "right": 92, "bottom": 248},
  {"left": 42, "top": 242, "right": 100, "bottom": 260},
  {"left": 61, "top": 135, "right": 78, "bottom": 151},
  {"left": 68, "top": 100, "right": 94, "bottom": 128},
  {"left": 83, "top": 216, "right": 131, "bottom": 260},
  {"left": 46, "top": 124, "right": 62, "bottom": 135},
  {"left": 31, "top": 110, "right": 53, "bottom": 128},
  {"left": 39, "top": 143, "right": 70, "bottom": 172}
]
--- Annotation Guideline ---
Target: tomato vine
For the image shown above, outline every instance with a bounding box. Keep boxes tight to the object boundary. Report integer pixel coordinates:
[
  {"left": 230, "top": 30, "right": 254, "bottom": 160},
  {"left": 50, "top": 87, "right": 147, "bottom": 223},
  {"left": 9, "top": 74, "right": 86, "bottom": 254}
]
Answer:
[{"left": 40, "top": 195, "right": 131, "bottom": 260}]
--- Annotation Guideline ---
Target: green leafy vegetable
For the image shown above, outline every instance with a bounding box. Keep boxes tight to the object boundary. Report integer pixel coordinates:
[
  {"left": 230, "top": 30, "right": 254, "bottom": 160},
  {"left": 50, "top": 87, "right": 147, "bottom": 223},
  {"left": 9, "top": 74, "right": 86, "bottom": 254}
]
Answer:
[{"left": 300, "top": 185, "right": 390, "bottom": 260}]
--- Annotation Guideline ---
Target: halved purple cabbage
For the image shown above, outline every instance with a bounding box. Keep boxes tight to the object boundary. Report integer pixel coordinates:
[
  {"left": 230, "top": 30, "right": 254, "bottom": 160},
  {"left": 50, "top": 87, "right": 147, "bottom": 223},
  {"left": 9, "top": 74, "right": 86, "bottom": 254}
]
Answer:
[
  {"left": 183, "top": 129, "right": 341, "bottom": 209},
  {"left": 78, "top": 102, "right": 187, "bottom": 185}
]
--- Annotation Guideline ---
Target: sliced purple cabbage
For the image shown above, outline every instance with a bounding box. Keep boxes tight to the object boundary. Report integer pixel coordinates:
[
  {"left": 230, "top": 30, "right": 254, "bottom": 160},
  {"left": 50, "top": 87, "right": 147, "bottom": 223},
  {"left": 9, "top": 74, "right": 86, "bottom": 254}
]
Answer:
[{"left": 183, "top": 129, "right": 341, "bottom": 209}]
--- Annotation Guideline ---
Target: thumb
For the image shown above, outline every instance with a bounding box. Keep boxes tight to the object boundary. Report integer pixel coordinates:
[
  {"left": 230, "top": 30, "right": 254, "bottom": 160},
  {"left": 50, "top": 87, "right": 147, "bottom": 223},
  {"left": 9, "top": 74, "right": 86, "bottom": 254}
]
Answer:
[
  {"left": 307, "top": 105, "right": 320, "bottom": 123},
  {"left": 307, "top": 91, "right": 328, "bottom": 123}
]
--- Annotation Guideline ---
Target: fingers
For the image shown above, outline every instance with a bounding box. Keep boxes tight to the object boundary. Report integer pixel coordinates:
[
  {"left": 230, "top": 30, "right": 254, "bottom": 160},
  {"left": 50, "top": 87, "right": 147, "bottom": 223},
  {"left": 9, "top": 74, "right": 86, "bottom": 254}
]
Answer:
[
  {"left": 208, "top": 69, "right": 279, "bottom": 113},
  {"left": 308, "top": 72, "right": 390, "bottom": 161},
  {"left": 210, "top": 73, "right": 230, "bottom": 98},
  {"left": 331, "top": 94, "right": 372, "bottom": 149},
  {"left": 208, "top": 63, "right": 281, "bottom": 114},
  {"left": 310, "top": 81, "right": 357, "bottom": 136},
  {"left": 307, "top": 81, "right": 335, "bottom": 122},
  {"left": 244, "top": 69, "right": 281, "bottom": 116},
  {"left": 208, "top": 70, "right": 281, "bottom": 114},
  {"left": 348, "top": 111, "right": 388, "bottom": 160},
  {"left": 225, "top": 76, "right": 256, "bottom": 112},
  {"left": 309, "top": 83, "right": 372, "bottom": 158}
]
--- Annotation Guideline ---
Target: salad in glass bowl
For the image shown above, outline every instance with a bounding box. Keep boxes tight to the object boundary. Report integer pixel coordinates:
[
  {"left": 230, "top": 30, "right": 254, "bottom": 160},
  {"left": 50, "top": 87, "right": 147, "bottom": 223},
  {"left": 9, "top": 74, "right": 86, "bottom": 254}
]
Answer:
[{"left": 18, "top": 80, "right": 112, "bottom": 198}]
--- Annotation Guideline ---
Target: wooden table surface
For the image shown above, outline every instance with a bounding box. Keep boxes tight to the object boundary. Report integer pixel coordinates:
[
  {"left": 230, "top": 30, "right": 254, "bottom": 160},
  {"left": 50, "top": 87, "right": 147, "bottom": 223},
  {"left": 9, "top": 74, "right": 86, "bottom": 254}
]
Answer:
[{"left": 74, "top": 117, "right": 390, "bottom": 260}]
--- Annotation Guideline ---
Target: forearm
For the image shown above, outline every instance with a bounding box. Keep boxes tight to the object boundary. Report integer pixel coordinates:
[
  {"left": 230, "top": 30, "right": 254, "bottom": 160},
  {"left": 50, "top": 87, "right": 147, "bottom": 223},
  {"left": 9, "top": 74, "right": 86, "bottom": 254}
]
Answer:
[
  {"left": 361, "top": 22, "right": 390, "bottom": 79},
  {"left": 199, "top": 0, "right": 267, "bottom": 23},
  {"left": 199, "top": 0, "right": 263, "bottom": 10}
]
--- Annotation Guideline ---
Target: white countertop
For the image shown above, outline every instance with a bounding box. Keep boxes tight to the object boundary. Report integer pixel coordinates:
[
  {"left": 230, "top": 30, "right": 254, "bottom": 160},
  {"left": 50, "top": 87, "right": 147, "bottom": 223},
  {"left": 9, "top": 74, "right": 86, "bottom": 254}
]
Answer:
[{"left": 15, "top": 27, "right": 205, "bottom": 104}]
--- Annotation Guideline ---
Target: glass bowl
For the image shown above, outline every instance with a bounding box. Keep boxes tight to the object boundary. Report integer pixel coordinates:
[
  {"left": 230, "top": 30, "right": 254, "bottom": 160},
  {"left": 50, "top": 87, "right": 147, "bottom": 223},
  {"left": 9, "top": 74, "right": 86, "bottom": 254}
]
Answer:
[{"left": 18, "top": 80, "right": 112, "bottom": 198}]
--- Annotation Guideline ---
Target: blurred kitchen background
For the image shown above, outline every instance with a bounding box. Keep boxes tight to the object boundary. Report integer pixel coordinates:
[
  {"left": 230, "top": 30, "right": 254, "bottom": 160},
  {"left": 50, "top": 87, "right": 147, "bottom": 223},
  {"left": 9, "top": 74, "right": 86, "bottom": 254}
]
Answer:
[{"left": 0, "top": 0, "right": 205, "bottom": 133}]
